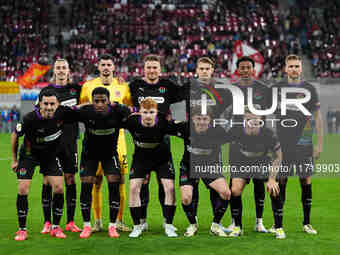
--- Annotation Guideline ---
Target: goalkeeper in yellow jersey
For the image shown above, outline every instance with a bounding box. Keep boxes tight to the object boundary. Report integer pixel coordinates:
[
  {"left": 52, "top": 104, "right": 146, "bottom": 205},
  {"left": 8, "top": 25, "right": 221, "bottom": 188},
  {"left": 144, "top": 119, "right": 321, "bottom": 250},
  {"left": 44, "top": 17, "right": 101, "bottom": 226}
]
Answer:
[{"left": 80, "top": 54, "right": 132, "bottom": 232}]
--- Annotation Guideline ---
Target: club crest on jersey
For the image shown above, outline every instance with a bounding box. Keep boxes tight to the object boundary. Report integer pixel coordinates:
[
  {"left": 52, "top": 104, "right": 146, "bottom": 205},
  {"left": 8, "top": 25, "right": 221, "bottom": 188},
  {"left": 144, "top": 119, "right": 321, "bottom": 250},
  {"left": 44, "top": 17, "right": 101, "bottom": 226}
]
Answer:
[
  {"left": 70, "top": 89, "right": 77, "bottom": 95},
  {"left": 180, "top": 175, "right": 188, "bottom": 182},
  {"left": 159, "top": 87, "right": 166, "bottom": 93},
  {"left": 57, "top": 120, "right": 63, "bottom": 127},
  {"left": 19, "top": 168, "right": 27, "bottom": 176},
  {"left": 254, "top": 91, "right": 263, "bottom": 100}
]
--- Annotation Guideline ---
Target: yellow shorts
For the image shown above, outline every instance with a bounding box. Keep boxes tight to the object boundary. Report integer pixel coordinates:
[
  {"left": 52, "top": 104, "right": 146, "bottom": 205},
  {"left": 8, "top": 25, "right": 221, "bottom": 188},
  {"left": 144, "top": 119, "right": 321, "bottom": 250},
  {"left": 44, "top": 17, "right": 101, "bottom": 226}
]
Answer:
[{"left": 96, "top": 129, "right": 128, "bottom": 176}]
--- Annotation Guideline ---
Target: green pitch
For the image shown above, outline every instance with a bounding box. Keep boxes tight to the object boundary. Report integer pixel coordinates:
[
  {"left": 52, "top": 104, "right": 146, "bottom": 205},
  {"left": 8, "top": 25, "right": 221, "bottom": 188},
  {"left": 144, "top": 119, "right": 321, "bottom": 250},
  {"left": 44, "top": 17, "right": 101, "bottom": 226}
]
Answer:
[{"left": 0, "top": 133, "right": 339, "bottom": 255}]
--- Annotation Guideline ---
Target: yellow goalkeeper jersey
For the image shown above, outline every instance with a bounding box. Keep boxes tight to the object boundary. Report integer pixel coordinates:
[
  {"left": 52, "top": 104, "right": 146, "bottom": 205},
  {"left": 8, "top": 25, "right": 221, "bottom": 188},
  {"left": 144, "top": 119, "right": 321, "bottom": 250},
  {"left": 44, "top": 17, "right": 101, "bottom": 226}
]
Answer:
[
  {"left": 80, "top": 77, "right": 132, "bottom": 106},
  {"left": 80, "top": 77, "right": 132, "bottom": 174}
]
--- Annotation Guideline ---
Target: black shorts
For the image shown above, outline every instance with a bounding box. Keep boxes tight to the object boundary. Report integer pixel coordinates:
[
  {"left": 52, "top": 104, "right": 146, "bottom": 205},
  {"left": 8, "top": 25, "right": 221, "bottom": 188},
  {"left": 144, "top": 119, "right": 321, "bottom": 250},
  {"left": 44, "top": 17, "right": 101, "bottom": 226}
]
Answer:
[
  {"left": 201, "top": 176, "right": 225, "bottom": 187},
  {"left": 17, "top": 154, "right": 63, "bottom": 180},
  {"left": 56, "top": 140, "right": 78, "bottom": 174},
  {"left": 280, "top": 145, "right": 314, "bottom": 177},
  {"left": 80, "top": 155, "right": 121, "bottom": 177},
  {"left": 179, "top": 161, "right": 225, "bottom": 187},
  {"left": 280, "top": 157, "right": 314, "bottom": 177},
  {"left": 179, "top": 160, "right": 199, "bottom": 186},
  {"left": 129, "top": 151, "right": 175, "bottom": 180}
]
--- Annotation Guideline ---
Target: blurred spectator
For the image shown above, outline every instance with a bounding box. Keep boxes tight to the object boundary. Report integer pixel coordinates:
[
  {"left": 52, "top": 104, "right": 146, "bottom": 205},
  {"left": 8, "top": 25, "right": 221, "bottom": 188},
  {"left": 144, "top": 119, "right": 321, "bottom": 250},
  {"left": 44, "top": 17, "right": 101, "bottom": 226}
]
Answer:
[
  {"left": 10, "top": 105, "right": 20, "bottom": 132},
  {"left": 336, "top": 107, "right": 340, "bottom": 133},
  {"left": 1, "top": 106, "right": 11, "bottom": 133},
  {"left": 327, "top": 107, "right": 335, "bottom": 133}
]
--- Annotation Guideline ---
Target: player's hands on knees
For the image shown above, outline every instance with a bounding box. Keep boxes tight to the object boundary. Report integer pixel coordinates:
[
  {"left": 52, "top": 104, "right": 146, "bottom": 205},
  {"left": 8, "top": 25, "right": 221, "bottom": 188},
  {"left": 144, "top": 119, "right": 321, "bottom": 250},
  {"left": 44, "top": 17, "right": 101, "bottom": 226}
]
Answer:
[
  {"left": 266, "top": 179, "right": 280, "bottom": 197},
  {"left": 11, "top": 160, "right": 18, "bottom": 173}
]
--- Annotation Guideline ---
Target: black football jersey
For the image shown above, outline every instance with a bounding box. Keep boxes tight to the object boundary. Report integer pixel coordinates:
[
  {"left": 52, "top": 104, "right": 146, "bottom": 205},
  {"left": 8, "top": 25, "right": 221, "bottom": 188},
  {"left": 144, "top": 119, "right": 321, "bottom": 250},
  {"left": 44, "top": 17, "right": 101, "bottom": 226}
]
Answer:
[
  {"left": 123, "top": 114, "right": 183, "bottom": 153},
  {"left": 271, "top": 80, "right": 320, "bottom": 156},
  {"left": 56, "top": 103, "right": 130, "bottom": 159},
  {"left": 186, "top": 78, "right": 232, "bottom": 119},
  {"left": 129, "top": 78, "right": 185, "bottom": 114},
  {"left": 16, "top": 107, "right": 70, "bottom": 156},
  {"left": 39, "top": 83, "right": 81, "bottom": 141},
  {"left": 228, "top": 126, "right": 280, "bottom": 162}
]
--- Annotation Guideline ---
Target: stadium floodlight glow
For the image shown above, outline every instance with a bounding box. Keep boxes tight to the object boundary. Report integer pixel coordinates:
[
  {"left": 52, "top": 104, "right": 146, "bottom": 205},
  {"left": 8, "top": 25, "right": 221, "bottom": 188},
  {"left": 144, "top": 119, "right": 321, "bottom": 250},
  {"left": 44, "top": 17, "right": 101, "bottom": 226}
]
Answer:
[{"left": 200, "top": 86, "right": 312, "bottom": 116}]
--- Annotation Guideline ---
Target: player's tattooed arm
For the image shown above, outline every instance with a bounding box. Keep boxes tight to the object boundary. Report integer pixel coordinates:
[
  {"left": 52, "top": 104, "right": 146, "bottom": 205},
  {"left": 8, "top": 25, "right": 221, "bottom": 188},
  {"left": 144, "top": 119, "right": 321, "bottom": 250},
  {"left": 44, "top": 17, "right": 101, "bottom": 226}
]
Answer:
[
  {"left": 270, "top": 146, "right": 282, "bottom": 179},
  {"left": 266, "top": 145, "right": 282, "bottom": 196},
  {"left": 313, "top": 109, "right": 323, "bottom": 159}
]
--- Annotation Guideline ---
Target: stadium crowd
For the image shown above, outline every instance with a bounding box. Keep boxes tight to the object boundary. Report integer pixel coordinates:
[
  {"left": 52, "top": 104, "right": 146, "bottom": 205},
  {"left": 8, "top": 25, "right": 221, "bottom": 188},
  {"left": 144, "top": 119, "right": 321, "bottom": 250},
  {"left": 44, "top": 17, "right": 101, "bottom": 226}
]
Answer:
[
  {"left": 1, "top": 0, "right": 339, "bottom": 83},
  {"left": 0, "top": 0, "right": 50, "bottom": 82},
  {"left": 59, "top": 0, "right": 289, "bottom": 83}
]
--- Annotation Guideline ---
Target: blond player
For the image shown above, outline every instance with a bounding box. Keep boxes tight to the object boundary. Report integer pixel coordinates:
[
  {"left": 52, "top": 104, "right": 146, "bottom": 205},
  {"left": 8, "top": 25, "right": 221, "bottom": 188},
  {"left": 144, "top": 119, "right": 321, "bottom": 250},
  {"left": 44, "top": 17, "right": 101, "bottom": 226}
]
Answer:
[{"left": 80, "top": 54, "right": 132, "bottom": 232}]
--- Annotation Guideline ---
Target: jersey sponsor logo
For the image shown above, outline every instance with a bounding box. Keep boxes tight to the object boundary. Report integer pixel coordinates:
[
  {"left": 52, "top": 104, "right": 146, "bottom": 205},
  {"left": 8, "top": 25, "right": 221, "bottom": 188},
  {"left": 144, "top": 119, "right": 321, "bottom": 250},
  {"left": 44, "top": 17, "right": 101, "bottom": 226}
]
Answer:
[
  {"left": 115, "top": 91, "right": 121, "bottom": 98},
  {"left": 16, "top": 123, "right": 22, "bottom": 132},
  {"left": 42, "top": 130, "right": 63, "bottom": 142},
  {"left": 88, "top": 128, "right": 116, "bottom": 135},
  {"left": 239, "top": 149, "right": 265, "bottom": 157},
  {"left": 60, "top": 98, "right": 77, "bottom": 107},
  {"left": 135, "top": 141, "right": 160, "bottom": 149},
  {"left": 187, "top": 145, "right": 213, "bottom": 155},
  {"left": 190, "top": 99, "right": 216, "bottom": 106},
  {"left": 138, "top": 96, "right": 165, "bottom": 104},
  {"left": 159, "top": 86, "right": 166, "bottom": 93}
]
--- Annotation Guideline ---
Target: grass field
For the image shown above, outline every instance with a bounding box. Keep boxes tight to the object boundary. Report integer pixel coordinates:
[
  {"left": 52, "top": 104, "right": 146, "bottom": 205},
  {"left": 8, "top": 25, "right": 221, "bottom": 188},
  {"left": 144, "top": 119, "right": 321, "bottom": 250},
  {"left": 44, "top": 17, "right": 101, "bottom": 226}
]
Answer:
[{"left": 0, "top": 133, "right": 339, "bottom": 255}]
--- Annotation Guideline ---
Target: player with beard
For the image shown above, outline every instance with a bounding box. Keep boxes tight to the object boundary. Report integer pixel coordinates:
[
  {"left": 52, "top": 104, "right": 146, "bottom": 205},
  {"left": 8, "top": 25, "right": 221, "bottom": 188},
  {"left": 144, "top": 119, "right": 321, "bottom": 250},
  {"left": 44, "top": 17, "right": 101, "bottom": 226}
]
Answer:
[
  {"left": 126, "top": 98, "right": 184, "bottom": 238},
  {"left": 269, "top": 55, "right": 323, "bottom": 238},
  {"left": 183, "top": 57, "right": 232, "bottom": 235},
  {"left": 226, "top": 57, "right": 272, "bottom": 236},
  {"left": 39, "top": 59, "right": 82, "bottom": 234},
  {"left": 11, "top": 90, "right": 68, "bottom": 240},
  {"left": 128, "top": 55, "right": 185, "bottom": 232},
  {"left": 80, "top": 54, "right": 132, "bottom": 232}
]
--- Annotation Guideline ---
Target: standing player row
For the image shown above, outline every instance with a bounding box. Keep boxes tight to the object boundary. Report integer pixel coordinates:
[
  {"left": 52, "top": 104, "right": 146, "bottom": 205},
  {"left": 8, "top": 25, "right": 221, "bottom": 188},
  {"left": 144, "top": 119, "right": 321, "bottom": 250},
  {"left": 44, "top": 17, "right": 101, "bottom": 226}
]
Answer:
[{"left": 11, "top": 54, "right": 322, "bottom": 240}]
